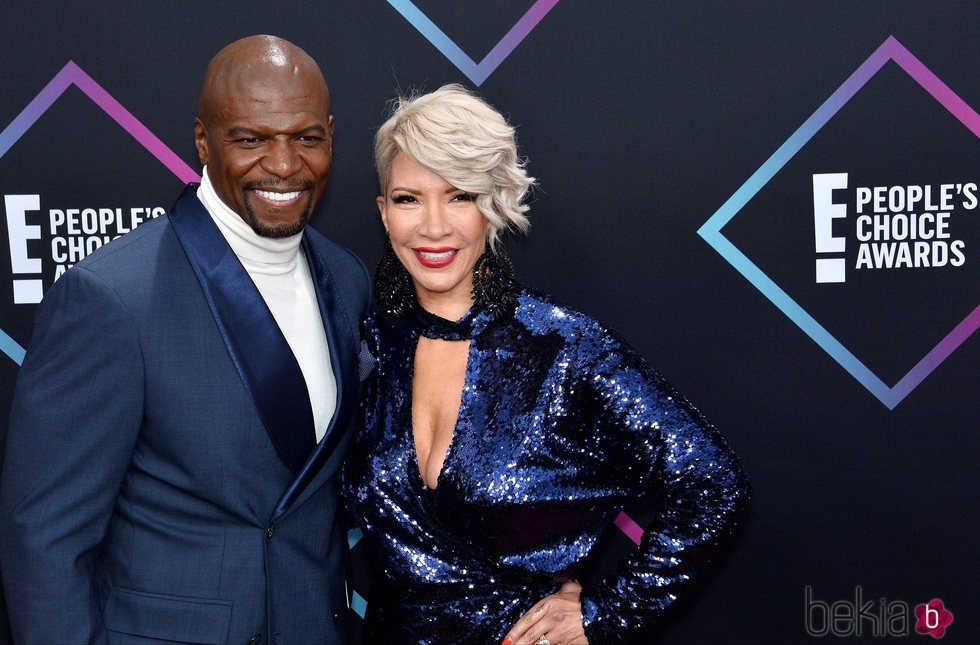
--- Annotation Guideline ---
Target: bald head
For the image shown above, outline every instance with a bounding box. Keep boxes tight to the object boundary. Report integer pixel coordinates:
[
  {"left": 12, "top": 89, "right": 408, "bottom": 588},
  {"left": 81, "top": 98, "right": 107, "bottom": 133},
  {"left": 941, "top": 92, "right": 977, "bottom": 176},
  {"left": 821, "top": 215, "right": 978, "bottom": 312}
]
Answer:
[
  {"left": 194, "top": 35, "right": 335, "bottom": 238},
  {"left": 198, "top": 35, "right": 330, "bottom": 125}
]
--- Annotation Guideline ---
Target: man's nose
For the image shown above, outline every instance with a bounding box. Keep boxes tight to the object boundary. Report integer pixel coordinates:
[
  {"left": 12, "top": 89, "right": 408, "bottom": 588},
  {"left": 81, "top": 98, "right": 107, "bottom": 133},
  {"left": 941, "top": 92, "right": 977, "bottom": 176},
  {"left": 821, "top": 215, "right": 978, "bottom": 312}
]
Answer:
[{"left": 260, "top": 140, "right": 302, "bottom": 178}]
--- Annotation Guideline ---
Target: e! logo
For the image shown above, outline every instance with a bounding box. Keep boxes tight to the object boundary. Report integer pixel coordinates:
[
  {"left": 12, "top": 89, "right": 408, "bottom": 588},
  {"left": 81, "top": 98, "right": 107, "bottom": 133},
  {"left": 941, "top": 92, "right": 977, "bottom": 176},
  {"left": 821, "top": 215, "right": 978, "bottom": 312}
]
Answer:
[
  {"left": 4, "top": 194, "right": 43, "bottom": 304},
  {"left": 812, "top": 173, "right": 848, "bottom": 283}
]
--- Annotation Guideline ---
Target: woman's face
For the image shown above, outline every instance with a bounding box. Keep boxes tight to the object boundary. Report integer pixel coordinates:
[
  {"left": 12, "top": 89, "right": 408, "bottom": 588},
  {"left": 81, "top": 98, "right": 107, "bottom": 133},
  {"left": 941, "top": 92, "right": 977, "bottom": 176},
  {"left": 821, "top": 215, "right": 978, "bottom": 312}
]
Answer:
[{"left": 378, "top": 152, "right": 490, "bottom": 317}]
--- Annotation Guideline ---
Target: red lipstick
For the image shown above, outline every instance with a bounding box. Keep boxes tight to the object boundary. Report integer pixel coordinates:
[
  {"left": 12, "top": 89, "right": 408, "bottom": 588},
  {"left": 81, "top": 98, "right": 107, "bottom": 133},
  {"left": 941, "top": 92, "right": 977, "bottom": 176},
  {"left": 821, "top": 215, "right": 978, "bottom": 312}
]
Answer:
[{"left": 413, "top": 247, "right": 458, "bottom": 268}]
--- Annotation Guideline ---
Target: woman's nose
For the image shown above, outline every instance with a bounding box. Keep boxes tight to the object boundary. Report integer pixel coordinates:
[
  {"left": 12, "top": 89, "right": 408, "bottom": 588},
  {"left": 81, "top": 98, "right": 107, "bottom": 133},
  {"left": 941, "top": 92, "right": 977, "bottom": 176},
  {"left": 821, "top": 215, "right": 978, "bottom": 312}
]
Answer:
[{"left": 418, "top": 203, "right": 451, "bottom": 238}]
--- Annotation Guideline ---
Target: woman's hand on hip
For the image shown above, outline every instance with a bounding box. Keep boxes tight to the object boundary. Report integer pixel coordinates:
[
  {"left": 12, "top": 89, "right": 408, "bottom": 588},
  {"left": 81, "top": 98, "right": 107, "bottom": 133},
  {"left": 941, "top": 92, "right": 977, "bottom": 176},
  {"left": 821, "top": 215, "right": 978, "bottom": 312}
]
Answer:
[{"left": 502, "top": 580, "right": 588, "bottom": 645}]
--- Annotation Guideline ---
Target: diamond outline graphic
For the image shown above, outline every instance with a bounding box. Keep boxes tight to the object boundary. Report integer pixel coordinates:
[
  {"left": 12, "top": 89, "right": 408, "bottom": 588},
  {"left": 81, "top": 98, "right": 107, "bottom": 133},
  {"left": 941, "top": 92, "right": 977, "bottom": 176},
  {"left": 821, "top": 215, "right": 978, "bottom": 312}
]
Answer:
[
  {"left": 1, "top": 60, "right": 201, "bottom": 366},
  {"left": 387, "top": 0, "right": 559, "bottom": 86},
  {"left": 698, "top": 35, "right": 979, "bottom": 410}
]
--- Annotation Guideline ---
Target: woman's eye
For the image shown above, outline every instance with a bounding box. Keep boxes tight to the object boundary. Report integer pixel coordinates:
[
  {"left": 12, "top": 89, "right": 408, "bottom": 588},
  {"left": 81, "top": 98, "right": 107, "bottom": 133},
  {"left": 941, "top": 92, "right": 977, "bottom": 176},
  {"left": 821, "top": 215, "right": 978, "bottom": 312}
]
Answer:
[
  {"left": 391, "top": 194, "right": 417, "bottom": 204},
  {"left": 451, "top": 193, "right": 477, "bottom": 202}
]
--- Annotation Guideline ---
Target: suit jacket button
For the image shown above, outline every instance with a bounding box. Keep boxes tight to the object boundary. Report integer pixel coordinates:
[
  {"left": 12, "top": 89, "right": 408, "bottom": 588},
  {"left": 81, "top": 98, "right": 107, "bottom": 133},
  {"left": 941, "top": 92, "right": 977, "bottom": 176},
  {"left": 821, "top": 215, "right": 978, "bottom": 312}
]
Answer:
[
  {"left": 266, "top": 524, "right": 276, "bottom": 539},
  {"left": 248, "top": 635, "right": 262, "bottom": 644}
]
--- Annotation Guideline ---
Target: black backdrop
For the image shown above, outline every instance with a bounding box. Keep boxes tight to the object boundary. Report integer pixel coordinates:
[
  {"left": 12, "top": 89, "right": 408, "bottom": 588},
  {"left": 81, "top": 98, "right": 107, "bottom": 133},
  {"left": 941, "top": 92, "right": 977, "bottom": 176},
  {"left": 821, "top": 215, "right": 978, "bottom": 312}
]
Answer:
[{"left": 1, "top": 2, "right": 977, "bottom": 643}]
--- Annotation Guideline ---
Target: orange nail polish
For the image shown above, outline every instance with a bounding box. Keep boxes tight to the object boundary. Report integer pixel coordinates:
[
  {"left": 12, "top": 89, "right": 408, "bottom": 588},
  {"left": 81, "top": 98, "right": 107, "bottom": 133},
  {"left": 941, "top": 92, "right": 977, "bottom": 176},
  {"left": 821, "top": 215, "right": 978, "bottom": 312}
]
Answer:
[{"left": 501, "top": 638, "right": 513, "bottom": 645}]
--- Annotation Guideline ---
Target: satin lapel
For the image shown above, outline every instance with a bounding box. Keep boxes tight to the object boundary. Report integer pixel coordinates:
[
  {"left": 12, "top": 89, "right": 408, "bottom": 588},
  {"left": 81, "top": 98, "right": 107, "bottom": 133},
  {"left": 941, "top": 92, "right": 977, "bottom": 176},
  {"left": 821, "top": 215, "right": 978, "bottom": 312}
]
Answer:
[
  {"left": 168, "top": 185, "right": 314, "bottom": 475},
  {"left": 273, "top": 231, "right": 358, "bottom": 518}
]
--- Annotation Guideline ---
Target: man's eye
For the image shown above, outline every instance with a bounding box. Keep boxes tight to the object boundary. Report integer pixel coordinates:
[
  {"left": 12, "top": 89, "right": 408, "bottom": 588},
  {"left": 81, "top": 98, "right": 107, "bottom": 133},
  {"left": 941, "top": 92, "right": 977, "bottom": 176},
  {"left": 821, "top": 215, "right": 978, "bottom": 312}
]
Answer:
[
  {"left": 298, "top": 136, "right": 323, "bottom": 144},
  {"left": 239, "top": 137, "right": 262, "bottom": 145}
]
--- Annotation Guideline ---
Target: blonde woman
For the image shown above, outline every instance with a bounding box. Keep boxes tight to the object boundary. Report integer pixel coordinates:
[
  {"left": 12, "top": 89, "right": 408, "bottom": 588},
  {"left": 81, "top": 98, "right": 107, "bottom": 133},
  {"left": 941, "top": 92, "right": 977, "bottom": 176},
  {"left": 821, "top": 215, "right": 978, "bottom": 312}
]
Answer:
[{"left": 344, "top": 85, "right": 749, "bottom": 644}]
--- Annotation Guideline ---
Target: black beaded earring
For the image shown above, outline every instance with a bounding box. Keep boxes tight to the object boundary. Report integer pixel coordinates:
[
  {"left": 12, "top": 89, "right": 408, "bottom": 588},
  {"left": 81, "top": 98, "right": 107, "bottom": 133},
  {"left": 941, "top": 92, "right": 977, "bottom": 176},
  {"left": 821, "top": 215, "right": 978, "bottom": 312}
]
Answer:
[
  {"left": 374, "top": 234, "right": 416, "bottom": 317},
  {"left": 472, "top": 247, "right": 518, "bottom": 319}
]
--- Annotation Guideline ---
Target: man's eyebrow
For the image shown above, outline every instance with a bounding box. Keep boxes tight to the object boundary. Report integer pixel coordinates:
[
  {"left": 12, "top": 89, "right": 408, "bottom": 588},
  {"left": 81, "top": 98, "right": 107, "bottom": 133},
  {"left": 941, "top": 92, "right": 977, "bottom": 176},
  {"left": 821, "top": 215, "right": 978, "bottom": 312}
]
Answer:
[
  {"left": 296, "top": 124, "right": 327, "bottom": 136},
  {"left": 225, "top": 125, "right": 328, "bottom": 137}
]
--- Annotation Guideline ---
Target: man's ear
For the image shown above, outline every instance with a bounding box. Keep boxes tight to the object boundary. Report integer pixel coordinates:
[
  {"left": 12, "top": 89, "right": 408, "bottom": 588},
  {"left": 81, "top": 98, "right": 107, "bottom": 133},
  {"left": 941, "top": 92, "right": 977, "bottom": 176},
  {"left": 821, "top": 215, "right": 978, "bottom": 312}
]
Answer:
[
  {"left": 194, "top": 118, "right": 209, "bottom": 166},
  {"left": 324, "top": 114, "right": 336, "bottom": 157}
]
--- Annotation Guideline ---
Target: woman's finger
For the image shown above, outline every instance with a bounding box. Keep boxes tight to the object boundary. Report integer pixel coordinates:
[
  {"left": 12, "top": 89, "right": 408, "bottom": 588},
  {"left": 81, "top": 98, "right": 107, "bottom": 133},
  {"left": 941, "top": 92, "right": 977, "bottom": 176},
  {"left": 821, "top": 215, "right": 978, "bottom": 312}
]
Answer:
[
  {"left": 503, "top": 597, "right": 552, "bottom": 644},
  {"left": 505, "top": 595, "right": 589, "bottom": 645}
]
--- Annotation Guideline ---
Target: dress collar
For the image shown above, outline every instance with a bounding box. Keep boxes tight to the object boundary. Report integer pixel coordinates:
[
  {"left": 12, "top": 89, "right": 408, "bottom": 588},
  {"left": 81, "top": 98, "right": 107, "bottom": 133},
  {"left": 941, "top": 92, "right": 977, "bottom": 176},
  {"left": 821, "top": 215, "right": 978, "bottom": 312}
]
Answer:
[{"left": 412, "top": 303, "right": 496, "bottom": 341}]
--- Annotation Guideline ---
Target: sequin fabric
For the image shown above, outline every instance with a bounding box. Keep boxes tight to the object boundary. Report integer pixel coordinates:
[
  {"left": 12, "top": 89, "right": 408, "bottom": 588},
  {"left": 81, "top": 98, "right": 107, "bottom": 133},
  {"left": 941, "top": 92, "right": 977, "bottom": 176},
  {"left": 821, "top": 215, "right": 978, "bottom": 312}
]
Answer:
[{"left": 343, "top": 288, "right": 749, "bottom": 643}]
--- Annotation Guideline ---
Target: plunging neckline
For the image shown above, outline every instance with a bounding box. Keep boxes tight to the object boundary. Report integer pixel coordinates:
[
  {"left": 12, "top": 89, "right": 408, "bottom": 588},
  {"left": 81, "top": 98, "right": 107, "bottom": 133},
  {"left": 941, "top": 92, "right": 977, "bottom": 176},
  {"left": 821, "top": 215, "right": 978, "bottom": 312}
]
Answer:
[{"left": 408, "top": 333, "right": 475, "bottom": 492}]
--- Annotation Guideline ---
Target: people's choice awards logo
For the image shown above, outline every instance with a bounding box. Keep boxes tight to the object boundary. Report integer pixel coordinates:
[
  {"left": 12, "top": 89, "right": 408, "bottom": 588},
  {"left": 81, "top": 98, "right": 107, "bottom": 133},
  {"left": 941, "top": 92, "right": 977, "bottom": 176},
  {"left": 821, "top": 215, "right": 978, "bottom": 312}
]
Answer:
[
  {"left": 812, "top": 176, "right": 974, "bottom": 284},
  {"left": 0, "top": 61, "right": 198, "bottom": 365},
  {"left": 386, "top": 0, "right": 559, "bottom": 86},
  {"left": 699, "top": 36, "right": 978, "bottom": 409},
  {"left": 5, "top": 195, "right": 167, "bottom": 303}
]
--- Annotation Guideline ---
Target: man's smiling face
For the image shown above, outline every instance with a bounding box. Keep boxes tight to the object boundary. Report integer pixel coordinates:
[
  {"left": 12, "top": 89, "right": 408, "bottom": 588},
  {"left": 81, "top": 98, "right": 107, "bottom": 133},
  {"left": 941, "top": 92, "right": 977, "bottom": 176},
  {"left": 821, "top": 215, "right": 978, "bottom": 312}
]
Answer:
[{"left": 194, "top": 38, "right": 334, "bottom": 238}]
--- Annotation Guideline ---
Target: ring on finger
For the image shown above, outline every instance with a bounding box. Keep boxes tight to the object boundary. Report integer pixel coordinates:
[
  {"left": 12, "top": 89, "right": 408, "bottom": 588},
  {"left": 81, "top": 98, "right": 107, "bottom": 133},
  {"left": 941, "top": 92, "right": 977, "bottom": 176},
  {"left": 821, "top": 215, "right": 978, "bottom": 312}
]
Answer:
[{"left": 537, "top": 635, "right": 551, "bottom": 645}]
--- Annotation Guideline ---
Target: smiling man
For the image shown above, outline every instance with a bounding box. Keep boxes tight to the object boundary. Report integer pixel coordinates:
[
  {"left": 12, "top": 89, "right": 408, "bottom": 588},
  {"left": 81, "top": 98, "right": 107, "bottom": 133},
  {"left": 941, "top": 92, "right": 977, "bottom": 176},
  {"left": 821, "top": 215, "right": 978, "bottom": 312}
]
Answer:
[
  {"left": 1, "top": 36, "right": 370, "bottom": 644},
  {"left": 195, "top": 37, "right": 334, "bottom": 239}
]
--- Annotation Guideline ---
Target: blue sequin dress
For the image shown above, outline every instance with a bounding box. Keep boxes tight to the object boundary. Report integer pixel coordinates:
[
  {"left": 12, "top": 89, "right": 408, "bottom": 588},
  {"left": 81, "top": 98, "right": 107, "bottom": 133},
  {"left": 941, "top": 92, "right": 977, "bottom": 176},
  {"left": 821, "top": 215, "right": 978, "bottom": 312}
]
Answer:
[{"left": 344, "top": 288, "right": 749, "bottom": 643}]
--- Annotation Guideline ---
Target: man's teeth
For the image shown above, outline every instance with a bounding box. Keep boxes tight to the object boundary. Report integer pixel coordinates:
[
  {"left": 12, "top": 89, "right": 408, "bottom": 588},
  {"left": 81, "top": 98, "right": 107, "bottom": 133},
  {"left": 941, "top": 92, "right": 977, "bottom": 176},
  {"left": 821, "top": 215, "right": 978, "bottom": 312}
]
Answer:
[
  {"left": 255, "top": 189, "right": 301, "bottom": 202},
  {"left": 419, "top": 250, "right": 455, "bottom": 260}
]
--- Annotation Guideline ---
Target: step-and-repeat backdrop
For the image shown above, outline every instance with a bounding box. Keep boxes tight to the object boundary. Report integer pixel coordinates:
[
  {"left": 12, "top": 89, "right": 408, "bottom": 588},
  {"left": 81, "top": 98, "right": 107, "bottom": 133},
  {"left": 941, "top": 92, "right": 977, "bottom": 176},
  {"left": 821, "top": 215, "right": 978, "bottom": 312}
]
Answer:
[{"left": 1, "top": 2, "right": 976, "bottom": 642}]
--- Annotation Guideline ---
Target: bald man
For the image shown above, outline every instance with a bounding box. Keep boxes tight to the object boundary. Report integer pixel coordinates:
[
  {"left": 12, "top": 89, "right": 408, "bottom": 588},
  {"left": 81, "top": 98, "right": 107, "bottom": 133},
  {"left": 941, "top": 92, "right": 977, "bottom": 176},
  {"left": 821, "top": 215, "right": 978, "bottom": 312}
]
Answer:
[{"left": 1, "top": 36, "right": 370, "bottom": 644}]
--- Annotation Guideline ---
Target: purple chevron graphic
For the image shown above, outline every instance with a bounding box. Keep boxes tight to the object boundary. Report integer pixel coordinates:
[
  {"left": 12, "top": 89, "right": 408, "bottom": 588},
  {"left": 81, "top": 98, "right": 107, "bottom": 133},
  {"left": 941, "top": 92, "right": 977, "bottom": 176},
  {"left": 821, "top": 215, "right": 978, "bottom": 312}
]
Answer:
[
  {"left": 387, "top": 0, "right": 559, "bottom": 86},
  {"left": 698, "top": 36, "right": 979, "bottom": 408},
  {"left": 1, "top": 61, "right": 200, "bottom": 365},
  {"left": 0, "top": 61, "right": 200, "bottom": 182}
]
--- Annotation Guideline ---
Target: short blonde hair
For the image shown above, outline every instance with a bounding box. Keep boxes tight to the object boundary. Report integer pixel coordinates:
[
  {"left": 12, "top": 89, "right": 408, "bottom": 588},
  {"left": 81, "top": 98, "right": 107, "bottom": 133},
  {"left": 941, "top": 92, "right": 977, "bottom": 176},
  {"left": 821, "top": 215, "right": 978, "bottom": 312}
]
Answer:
[{"left": 374, "top": 84, "right": 534, "bottom": 249}]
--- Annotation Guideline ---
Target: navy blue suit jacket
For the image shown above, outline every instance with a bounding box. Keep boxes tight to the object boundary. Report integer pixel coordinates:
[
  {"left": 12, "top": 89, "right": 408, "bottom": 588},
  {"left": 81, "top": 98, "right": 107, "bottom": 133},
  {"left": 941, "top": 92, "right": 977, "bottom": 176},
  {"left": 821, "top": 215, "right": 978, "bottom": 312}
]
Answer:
[{"left": 0, "top": 186, "right": 370, "bottom": 644}]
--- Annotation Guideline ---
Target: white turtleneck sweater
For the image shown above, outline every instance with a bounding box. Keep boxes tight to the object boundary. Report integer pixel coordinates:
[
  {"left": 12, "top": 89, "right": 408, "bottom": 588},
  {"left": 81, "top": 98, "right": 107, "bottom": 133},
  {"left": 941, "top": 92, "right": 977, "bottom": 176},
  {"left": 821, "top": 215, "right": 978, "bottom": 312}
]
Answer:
[{"left": 197, "top": 166, "right": 336, "bottom": 443}]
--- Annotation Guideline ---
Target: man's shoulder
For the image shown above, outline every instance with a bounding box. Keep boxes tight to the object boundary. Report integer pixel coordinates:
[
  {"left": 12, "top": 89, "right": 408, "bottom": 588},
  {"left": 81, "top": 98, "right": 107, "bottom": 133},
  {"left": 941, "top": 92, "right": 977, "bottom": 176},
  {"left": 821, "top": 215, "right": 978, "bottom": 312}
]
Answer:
[
  {"left": 53, "top": 214, "right": 194, "bottom": 311},
  {"left": 74, "top": 186, "right": 202, "bottom": 279},
  {"left": 304, "top": 227, "right": 361, "bottom": 266},
  {"left": 74, "top": 214, "right": 175, "bottom": 277},
  {"left": 304, "top": 227, "right": 370, "bottom": 290}
]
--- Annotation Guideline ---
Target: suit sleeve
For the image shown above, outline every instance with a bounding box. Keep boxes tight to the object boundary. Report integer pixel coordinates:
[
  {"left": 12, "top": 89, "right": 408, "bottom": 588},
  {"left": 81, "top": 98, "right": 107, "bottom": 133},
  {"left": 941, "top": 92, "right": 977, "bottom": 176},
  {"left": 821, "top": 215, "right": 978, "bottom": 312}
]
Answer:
[
  {"left": 0, "top": 266, "right": 145, "bottom": 645},
  {"left": 577, "top": 333, "right": 750, "bottom": 643}
]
